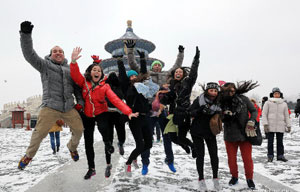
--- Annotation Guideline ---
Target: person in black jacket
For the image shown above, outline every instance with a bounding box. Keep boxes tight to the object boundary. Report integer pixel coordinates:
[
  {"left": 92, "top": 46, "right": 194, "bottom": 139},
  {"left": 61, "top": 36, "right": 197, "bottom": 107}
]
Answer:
[
  {"left": 116, "top": 50, "right": 153, "bottom": 177},
  {"left": 219, "top": 81, "right": 258, "bottom": 190},
  {"left": 295, "top": 99, "right": 300, "bottom": 122},
  {"left": 189, "top": 82, "right": 222, "bottom": 191},
  {"left": 104, "top": 72, "right": 127, "bottom": 178},
  {"left": 161, "top": 47, "right": 200, "bottom": 157}
]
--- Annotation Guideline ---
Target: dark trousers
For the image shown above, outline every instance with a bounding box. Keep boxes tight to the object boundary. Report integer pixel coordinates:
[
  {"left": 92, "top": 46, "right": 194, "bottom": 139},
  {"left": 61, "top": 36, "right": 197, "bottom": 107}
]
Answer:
[
  {"left": 49, "top": 132, "right": 60, "bottom": 151},
  {"left": 107, "top": 112, "right": 126, "bottom": 145},
  {"left": 126, "top": 115, "right": 153, "bottom": 165},
  {"left": 177, "top": 116, "right": 194, "bottom": 149},
  {"left": 141, "top": 111, "right": 174, "bottom": 165},
  {"left": 192, "top": 135, "right": 218, "bottom": 180},
  {"left": 267, "top": 132, "right": 284, "bottom": 158},
  {"left": 82, "top": 113, "right": 112, "bottom": 169}
]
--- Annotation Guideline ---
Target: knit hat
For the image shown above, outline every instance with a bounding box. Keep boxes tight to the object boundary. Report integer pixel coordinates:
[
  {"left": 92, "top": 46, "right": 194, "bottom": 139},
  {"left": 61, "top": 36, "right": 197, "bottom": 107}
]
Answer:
[
  {"left": 127, "top": 70, "right": 138, "bottom": 78},
  {"left": 272, "top": 87, "right": 281, "bottom": 94},
  {"left": 151, "top": 60, "right": 163, "bottom": 70},
  {"left": 206, "top": 82, "right": 219, "bottom": 91}
]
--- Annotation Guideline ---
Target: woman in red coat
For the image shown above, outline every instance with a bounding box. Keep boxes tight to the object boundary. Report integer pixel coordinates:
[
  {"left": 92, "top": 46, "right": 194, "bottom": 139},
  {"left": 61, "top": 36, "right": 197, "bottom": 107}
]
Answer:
[{"left": 70, "top": 47, "right": 138, "bottom": 179}]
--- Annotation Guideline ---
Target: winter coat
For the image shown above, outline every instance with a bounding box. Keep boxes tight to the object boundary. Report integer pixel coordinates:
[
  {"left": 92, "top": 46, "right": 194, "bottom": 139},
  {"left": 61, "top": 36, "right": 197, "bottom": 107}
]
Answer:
[
  {"left": 160, "top": 54, "right": 199, "bottom": 114},
  {"left": 261, "top": 98, "right": 291, "bottom": 133},
  {"left": 49, "top": 124, "right": 62, "bottom": 133},
  {"left": 127, "top": 48, "right": 184, "bottom": 86},
  {"left": 70, "top": 62, "right": 132, "bottom": 118},
  {"left": 20, "top": 33, "right": 83, "bottom": 112},
  {"left": 105, "top": 73, "right": 125, "bottom": 113},
  {"left": 190, "top": 94, "right": 221, "bottom": 138},
  {"left": 222, "top": 95, "right": 257, "bottom": 142},
  {"left": 248, "top": 103, "right": 261, "bottom": 122},
  {"left": 117, "top": 57, "right": 150, "bottom": 114}
]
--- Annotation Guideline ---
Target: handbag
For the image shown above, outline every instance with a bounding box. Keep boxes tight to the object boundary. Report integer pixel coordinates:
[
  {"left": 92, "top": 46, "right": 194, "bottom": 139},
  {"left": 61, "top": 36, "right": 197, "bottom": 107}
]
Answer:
[
  {"left": 246, "top": 123, "right": 263, "bottom": 146},
  {"left": 209, "top": 113, "right": 223, "bottom": 136}
]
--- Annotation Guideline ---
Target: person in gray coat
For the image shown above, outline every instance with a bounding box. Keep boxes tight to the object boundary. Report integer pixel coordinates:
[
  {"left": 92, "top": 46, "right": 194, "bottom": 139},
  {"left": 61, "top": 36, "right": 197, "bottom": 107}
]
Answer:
[{"left": 18, "top": 21, "right": 84, "bottom": 170}]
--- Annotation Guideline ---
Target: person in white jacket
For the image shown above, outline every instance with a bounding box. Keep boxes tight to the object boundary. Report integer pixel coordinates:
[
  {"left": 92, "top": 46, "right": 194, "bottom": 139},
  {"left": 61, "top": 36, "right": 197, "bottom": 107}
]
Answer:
[{"left": 262, "top": 87, "right": 291, "bottom": 162}]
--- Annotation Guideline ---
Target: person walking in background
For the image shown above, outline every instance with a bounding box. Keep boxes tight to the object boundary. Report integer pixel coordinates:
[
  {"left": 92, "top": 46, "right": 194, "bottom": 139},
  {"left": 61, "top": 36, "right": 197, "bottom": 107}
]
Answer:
[
  {"left": 262, "top": 87, "right": 291, "bottom": 162},
  {"left": 295, "top": 99, "right": 300, "bottom": 126},
  {"left": 70, "top": 48, "right": 138, "bottom": 179},
  {"left": 18, "top": 21, "right": 84, "bottom": 170},
  {"left": 189, "top": 82, "right": 222, "bottom": 191},
  {"left": 126, "top": 40, "right": 185, "bottom": 174},
  {"left": 250, "top": 98, "right": 262, "bottom": 130},
  {"left": 219, "top": 81, "right": 258, "bottom": 190},
  {"left": 49, "top": 119, "right": 64, "bottom": 154}
]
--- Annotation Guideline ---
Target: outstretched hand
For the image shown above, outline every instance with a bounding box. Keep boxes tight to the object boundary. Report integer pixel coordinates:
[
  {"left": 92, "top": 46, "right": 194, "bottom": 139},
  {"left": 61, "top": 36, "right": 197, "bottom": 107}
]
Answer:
[
  {"left": 124, "top": 39, "right": 136, "bottom": 49},
  {"left": 71, "top": 47, "right": 82, "bottom": 63},
  {"left": 20, "top": 21, "right": 34, "bottom": 34},
  {"left": 194, "top": 46, "right": 200, "bottom": 60},
  {"left": 128, "top": 112, "right": 139, "bottom": 120},
  {"left": 178, "top": 45, "right": 185, "bottom": 53}
]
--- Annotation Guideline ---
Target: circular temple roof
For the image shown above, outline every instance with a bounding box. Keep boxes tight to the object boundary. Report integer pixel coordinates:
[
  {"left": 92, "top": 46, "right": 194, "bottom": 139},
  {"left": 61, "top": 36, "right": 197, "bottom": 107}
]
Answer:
[{"left": 104, "top": 20, "right": 156, "bottom": 54}]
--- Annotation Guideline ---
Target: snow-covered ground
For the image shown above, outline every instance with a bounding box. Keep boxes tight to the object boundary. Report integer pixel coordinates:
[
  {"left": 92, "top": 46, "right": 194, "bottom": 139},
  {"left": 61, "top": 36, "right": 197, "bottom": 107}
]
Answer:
[{"left": 0, "top": 115, "right": 300, "bottom": 192}]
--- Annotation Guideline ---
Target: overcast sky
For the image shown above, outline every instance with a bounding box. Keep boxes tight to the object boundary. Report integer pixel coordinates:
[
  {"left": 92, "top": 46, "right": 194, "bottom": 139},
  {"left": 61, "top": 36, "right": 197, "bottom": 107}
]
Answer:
[{"left": 0, "top": 0, "right": 299, "bottom": 110}]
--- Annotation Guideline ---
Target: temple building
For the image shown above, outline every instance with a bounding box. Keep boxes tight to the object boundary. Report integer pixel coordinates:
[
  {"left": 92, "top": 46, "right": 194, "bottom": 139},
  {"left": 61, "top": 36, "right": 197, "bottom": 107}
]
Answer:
[{"left": 101, "top": 20, "right": 164, "bottom": 74}]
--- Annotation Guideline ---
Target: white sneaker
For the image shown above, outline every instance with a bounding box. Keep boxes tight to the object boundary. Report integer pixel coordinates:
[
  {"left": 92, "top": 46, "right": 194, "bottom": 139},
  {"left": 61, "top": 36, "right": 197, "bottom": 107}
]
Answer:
[
  {"left": 213, "top": 178, "right": 222, "bottom": 191},
  {"left": 198, "top": 179, "right": 208, "bottom": 192},
  {"left": 132, "top": 160, "right": 139, "bottom": 169}
]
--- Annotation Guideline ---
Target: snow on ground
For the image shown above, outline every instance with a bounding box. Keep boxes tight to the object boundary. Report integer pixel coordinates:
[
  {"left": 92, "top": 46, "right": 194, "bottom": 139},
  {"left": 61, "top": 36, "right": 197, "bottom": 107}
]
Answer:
[{"left": 0, "top": 115, "right": 300, "bottom": 192}]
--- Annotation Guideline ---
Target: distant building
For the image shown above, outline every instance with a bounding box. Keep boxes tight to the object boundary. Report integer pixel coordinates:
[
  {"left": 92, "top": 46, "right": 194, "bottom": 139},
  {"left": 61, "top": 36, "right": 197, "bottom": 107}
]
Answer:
[
  {"left": 101, "top": 20, "right": 164, "bottom": 74},
  {"left": 0, "top": 95, "right": 42, "bottom": 128}
]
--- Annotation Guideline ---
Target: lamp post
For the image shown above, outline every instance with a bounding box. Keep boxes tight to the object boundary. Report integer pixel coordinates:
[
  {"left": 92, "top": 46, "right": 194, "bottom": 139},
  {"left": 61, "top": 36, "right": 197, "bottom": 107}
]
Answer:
[{"left": 26, "top": 113, "right": 31, "bottom": 131}]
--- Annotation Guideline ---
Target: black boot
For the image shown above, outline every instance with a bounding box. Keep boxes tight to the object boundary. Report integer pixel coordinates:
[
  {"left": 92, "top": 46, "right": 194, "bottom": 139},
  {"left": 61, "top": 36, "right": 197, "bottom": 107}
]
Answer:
[
  {"left": 246, "top": 179, "right": 255, "bottom": 190},
  {"left": 268, "top": 157, "right": 273, "bottom": 162},
  {"left": 52, "top": 148, "right": 56, "bottom": 155},
  {"left": 57, "top": 146, "right": 59, "bottom": 152},
  {"left": 229, "top": 177, "right": 238, "bottom": 186},
  {"left": 118, "top": 142, "right": 124, "bottom": 156},
  {"left": 277, "top": 156, "right": 288, "bottom": 162}
]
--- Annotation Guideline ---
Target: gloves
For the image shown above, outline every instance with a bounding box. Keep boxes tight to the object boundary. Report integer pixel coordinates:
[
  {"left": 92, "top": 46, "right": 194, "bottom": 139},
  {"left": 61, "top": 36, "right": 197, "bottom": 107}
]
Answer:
[
  {"left": 137, "top": 50, "right": 145, "bottom": 59},
  {"left": 245, "top": 120, "right": 256, "bottom": 137},
  {"left": 194, "top": 46, "right": 200, "bottom": 60},
  {"left": 56, "top": 119, "right": 64, "bottom": 127},
  {"left": 178, "top": 45, "right": 185, "bottom": 53},
  {"left": 264, "top": 125, "right": 269, "bottom": 133},
  {"left": 20, "top": 21, "right": 34, "bottom": 34},
  {"left": 124, "top": 39, "right": 136, "bottom": 48},
  {"left": 74, "top": 104, "right": 83, "bottom": 112},
  {"left": 286, "top": 126, "right": 291, "bottom": 133}
]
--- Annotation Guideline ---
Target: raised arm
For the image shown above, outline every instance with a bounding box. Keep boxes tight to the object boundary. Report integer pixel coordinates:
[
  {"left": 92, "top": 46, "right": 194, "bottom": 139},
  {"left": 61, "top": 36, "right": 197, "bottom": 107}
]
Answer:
[
  {"left": 125, "top": 40, "right": 140, "bottom": 73},
  {"left": 115, "top": 56, "right": 130, "bottom": 95},
  {"left": 70, "top": 47, "right": 85, "bottom": 87},
  {"left": 167, "top": 45, "right": 185, "bottom": 73},
  {"left": 187, "top": 46, "right": 200, "bottom": 86},
  {"left": 137, "top": 50, "right": 147, "bottom": 74},
  {"left": 20, "top": 21, "right": 46, "bottom": 73}
]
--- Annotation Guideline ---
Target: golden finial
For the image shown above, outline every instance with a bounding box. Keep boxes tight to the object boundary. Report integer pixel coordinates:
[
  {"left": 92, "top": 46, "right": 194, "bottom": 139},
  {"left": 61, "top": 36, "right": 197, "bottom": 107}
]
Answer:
[{"left": 127, "top": 20, "right": 132, "bottom": 28}]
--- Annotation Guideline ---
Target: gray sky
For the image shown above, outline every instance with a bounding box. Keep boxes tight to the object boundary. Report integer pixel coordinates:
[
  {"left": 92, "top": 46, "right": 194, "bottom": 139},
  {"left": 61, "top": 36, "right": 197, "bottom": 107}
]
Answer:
[{"left": 1, "top": 0, "right": 299, "bottom": 110}]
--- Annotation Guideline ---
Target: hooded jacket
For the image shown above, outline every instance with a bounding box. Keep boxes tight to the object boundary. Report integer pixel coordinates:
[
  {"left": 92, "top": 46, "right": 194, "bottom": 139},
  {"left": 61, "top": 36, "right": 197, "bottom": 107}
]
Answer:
[
  {"left": 70, "top": 62, "right": 132, "bottom": 118},
  {"left": 20, "top": 32, "right": 83, "bottom": 112},
  {"left": 261, "top": 98, "right": 291, "bottom": 133}
]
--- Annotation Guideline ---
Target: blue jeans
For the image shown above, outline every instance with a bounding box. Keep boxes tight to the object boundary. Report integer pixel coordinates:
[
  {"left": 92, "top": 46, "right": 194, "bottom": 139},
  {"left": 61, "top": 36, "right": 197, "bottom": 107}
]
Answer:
[
  {"left": 141, "top": 110, "right": 174, "bottom": 165},
  {"left": 49, "top": 132, "right": 60, "bottom": 151},
  {"left": 267, "top": 132, "right": 284, "bottom": 158}
]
